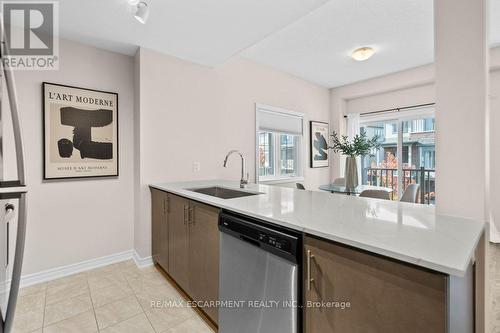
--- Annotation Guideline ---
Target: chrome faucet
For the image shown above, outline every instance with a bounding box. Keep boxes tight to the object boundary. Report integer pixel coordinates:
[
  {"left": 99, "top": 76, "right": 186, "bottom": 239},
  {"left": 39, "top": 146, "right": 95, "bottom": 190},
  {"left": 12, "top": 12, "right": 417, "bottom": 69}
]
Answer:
[{"left": 223, "top": 150, "right": 249, "bottom": 188}]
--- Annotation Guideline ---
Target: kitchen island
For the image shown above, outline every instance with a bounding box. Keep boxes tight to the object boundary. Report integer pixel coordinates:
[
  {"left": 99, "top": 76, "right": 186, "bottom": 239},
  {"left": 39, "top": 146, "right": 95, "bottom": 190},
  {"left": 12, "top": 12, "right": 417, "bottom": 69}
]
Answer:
[{"left": 150, "top": 180, "right": 486, "bottom": 333}]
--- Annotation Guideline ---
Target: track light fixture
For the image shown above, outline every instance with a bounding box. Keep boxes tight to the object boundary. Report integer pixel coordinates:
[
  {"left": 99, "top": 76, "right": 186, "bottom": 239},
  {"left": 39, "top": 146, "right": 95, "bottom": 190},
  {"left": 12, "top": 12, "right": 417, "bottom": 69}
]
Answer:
[{"left": 134, "top": 1, "right": 149, "bottom": 24}]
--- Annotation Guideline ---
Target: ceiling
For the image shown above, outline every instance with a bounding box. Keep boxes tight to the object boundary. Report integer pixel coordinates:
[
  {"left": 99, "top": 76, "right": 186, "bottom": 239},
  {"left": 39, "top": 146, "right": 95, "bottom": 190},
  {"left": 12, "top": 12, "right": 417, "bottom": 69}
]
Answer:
[
  {"left": 51, "top": 0, "right": 329, "bottom": 66},
  {"left": 242, "top": 0, "right": 435, "bottom": 87},
  {"left": 46, "top": 0, "right": 500, "bottom": 87}
]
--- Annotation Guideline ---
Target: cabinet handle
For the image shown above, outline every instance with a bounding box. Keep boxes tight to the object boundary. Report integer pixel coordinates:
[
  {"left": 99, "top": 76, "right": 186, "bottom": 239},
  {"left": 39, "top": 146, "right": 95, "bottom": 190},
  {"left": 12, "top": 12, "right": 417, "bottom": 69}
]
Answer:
[
  {"left": 183, "top": 206, "right": 188, "bottom": 224},
  {"left": 6, "top": 221, "right": 9, "bottom": 268},
  {"left": 188, "top": 207, "right": 194, "bottom": 224},
  {"left": 5, "top": 204, "right": 14, "bottom": 268},
  {"left": 307, "top": 250, "right": 315, "bottom": 291},
  {"left": 5, "top": 204, "right": 14, "bottom": 215}
]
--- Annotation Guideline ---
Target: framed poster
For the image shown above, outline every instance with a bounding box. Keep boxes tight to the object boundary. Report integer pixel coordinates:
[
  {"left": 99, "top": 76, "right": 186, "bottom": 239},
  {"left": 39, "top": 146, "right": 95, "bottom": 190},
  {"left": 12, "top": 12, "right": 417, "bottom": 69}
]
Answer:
[
  {"left": 310, "top": 121, "right": 329, "bottom": 168},
  {"left": 43, "top": 82, "right": 118, "bottom": 179}
]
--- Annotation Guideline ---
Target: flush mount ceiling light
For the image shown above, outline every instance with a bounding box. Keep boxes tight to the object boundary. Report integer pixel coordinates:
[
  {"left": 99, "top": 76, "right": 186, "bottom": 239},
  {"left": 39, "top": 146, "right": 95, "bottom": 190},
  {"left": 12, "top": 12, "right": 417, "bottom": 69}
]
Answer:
[
  {"left": 134, "top": 1, "right": 149, "bottom": 24},
  {"left": 351, "top": 47, "right": 375, "bottom": 61}
]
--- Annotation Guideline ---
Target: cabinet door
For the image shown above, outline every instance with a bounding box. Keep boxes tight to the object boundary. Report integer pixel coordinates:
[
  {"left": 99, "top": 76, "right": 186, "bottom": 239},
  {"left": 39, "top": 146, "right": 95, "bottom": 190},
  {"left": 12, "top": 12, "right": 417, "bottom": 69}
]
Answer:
[
  {"left": 151, "top": 189, "right": 169, "bottom": 271},
  {"left": 151, "top": 189, "right": 164, "bottom": 266},
  {"left": 188, "top": 201, "right": 220, "bottom": 324},
  {"left": 168, "top": 194, "right": 190, "bottom": 292},
  {"left": 158, "top": 194, "right": 169, "bottom": 270},
  {"left": 304, "top": 236, "right": 447, "bottom": 333}
]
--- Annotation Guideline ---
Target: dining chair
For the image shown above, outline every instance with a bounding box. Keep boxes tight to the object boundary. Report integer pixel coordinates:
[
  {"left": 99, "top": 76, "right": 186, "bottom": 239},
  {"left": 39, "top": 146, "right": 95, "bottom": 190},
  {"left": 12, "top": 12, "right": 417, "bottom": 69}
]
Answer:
[
  {"left": 332, "top": 177, "right": 345, "bottom": 186},
  {"left": 296, "top": 183, "right": 306, "bottom": 190},
  {"left": 359, "top": 190, "right": 391, "bottom": 200},
  {"left": 400, "top": 184, "right": 420, "bottom": 203}
]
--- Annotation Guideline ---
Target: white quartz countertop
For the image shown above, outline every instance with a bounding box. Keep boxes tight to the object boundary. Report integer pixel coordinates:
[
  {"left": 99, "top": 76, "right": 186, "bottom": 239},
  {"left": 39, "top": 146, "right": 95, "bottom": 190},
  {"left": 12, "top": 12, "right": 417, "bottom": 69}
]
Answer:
[{"left": 150, "top": 180, "right": 485, "bottom": 277}]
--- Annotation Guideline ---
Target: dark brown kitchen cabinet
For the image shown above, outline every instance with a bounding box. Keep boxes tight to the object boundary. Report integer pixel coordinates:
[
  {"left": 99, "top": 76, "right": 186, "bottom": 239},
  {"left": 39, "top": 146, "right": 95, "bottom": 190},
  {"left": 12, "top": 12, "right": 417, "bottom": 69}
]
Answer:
[
  {"left": 151, "top": 188, "right": 169, "bottom": 270},
  {"left": 304, "top": 236, "right": 447, "bottom": 333},
  {"left": 167, "top": 194, "right": 191, "bottom": 293},
  {"left": 151, "top": 189, "right": 220, "bottom": 326},
  {"left": 188, "top": 201, "right": 220, "bottom": 323}
]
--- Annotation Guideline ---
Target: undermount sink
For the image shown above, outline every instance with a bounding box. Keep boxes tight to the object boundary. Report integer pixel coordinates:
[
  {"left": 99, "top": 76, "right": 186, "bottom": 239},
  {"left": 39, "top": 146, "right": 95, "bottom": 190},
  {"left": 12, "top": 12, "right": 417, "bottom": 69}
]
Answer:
[{"left": 187, "top": 186, "right": 261, "bottom": 199}]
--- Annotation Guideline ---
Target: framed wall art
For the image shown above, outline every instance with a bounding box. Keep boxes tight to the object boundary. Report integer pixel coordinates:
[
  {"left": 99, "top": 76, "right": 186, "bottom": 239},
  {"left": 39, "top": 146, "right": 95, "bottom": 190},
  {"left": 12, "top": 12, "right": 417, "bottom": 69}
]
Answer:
[
  {"left": 310, "top": 121, "right": 329, "bottom": 168},
  {"left": 43, "top": 82, "right": 118, "bottom": 179}
]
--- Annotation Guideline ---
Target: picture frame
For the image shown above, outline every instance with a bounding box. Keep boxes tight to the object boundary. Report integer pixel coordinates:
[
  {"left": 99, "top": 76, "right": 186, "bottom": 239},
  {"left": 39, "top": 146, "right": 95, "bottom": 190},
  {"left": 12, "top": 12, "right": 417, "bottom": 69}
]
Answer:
[
  {"left": 310, "top": 121, "right": 329, "bottom": 168},
  {"left": 43, "top": 82, "right": 119, "bottom": 180}
]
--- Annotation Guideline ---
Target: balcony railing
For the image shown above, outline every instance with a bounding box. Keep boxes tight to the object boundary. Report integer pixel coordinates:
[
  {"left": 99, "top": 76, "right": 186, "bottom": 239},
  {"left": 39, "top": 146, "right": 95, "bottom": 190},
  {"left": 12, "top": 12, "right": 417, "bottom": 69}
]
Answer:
[{"left": 365, "top": 167, "right": 435, "bottom": 204}]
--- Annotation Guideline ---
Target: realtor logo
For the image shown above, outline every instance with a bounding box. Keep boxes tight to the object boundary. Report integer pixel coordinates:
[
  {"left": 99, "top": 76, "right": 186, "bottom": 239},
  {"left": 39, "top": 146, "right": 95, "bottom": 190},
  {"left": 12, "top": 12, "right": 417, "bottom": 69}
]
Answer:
[{"left": 1, "top": 1, "right": 59, "bottom": 70}]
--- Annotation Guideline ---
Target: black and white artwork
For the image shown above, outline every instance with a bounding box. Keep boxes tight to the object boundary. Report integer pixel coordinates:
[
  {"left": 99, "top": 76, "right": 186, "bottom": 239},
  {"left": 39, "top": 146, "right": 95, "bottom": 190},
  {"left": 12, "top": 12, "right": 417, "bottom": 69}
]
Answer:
[
  {"left": 43, "top": 83, "right": 118, "bottom": 179},
  {"left": 310, "top": 121, "right": 329, "bottom": 168}
]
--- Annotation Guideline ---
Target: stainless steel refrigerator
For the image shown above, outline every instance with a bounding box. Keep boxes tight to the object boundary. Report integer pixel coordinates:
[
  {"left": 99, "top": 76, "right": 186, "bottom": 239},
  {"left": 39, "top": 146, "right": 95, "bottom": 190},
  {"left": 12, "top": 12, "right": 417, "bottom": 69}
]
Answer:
[{"left": 0, "top": 25, "right": 28, "bottom": 333}]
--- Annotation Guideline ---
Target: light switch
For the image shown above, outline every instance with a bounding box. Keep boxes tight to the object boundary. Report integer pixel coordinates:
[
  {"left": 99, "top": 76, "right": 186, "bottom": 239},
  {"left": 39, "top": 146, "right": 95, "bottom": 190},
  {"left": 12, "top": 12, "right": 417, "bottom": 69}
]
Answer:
[{"left": 193, "top": 162, "right": 201, "bottom": 173}]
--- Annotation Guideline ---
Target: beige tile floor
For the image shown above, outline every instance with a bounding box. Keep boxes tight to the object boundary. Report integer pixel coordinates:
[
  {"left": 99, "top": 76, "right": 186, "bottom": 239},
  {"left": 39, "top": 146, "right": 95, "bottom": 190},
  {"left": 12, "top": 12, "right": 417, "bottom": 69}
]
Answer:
[
  {"left": 491, "top": 243, "right": 500, "bottom": 332},
  {"left": 12, "top": 243, "right": 500, "bottom": 332},
  {"left": 12, "top": 260, "right": 215, "bottom": 333}
]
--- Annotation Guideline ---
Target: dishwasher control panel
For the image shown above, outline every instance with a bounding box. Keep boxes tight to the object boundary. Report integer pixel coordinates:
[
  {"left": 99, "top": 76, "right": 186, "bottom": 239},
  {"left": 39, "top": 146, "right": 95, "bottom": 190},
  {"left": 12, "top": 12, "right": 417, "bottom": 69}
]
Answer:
[
  {"left": 219, "top": 212, "right": 300, "bottom": 263},
  {"left": 259, "top": 233, "right": 290, "bottom": 251}
]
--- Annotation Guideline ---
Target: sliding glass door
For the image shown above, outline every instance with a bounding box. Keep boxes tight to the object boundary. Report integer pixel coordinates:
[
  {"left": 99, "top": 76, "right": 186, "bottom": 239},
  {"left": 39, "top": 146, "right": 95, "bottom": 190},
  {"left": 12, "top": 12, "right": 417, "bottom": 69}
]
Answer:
[
  {"left": 361, "top": 120, "right": 399, "bottom": 198},
  {"left": 402, "top": 116, "right": 435, "bottom": 204},
  {"left": 359, "top": 108, "right": 436, "bottom": 204}
]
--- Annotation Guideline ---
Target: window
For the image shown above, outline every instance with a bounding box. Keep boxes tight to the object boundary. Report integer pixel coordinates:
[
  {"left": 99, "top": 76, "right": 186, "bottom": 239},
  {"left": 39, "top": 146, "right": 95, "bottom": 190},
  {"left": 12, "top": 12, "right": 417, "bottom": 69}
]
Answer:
[
  {"left": 390, "top": 123, "right": 398, "bottom": 135},
  {"left": 256, "top": 105, "right": 304, "bottom": 183},
  {"left": 258, "top": 132, "right": 301, "bottom": 180},
  {"left": 357, "top": 106, "right": 436, "bottom": 204},
  {"left": 280, "top": 134, "right": 299, "bottom": 176},
  {"left": 424, "top": 118, "right": 435, "bottom": 132},
  {"left": 420, "top": 146, "right": 436, "bottom": 169},
  {"left": 258, "top": 132, "right": 274, "bottom": 177}
]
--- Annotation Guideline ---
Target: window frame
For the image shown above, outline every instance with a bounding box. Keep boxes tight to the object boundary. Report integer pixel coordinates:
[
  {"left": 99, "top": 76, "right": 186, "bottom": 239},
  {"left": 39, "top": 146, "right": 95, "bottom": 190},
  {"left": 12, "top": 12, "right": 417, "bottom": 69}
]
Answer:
[
  {"left": 257, "top": 131, "right": 275, "bottom": 178},
  {"left": 255, "top": 104, "right": 305, "bottom": 184}
]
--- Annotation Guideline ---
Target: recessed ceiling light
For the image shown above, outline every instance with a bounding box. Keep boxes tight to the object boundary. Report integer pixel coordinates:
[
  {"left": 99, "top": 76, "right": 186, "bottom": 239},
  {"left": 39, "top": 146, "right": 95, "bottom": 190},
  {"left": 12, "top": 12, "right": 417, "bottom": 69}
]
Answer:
[
  {"left": 134, "top": 1, "right": 149, "bottom": 24},
  {"left": 351, "top": 47, "right": 375, "bottom": 61}
]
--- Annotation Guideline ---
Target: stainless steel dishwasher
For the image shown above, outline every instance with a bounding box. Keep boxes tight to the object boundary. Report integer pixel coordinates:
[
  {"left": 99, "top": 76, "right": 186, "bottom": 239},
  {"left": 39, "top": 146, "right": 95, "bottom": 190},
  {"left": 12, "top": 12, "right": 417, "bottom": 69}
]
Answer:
[{"left": 218, "top": 212, "right": 301, "bottom": 333}]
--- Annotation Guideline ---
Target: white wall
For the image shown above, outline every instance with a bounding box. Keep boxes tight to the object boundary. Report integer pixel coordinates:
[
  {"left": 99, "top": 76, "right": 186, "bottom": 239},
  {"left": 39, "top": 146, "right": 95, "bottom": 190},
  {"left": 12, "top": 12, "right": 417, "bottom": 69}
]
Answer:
[
  {"left": 490, "top": 70, "right": 500, "bottom": 242},
  {"left": 134, "top": 48, "right": 331, "bottom": 257},
  {"left": 330, "top": 47, "right": 500, "bottom": 240},
  {"left": 216, "top": 57, "right": 331, "bottom": 188},
  {"left": 434, "top": 0, "right": 488, "bottom": 222},
  {"left": 346, "top": 84, "right": 435, "bottom": 115},
  {"left": 8, "top": 39, "right": 135, "bottom": 275}
]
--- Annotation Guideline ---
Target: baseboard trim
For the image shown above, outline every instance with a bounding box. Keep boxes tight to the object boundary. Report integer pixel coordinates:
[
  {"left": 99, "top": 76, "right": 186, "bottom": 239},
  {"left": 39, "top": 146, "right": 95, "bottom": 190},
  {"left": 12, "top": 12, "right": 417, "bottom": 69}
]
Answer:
[
  {"left": 133, "top": 251, "right": 154, "bottom": 268},
  {"left": 19, "top": 250, "right": 135, "bottom": 288}
]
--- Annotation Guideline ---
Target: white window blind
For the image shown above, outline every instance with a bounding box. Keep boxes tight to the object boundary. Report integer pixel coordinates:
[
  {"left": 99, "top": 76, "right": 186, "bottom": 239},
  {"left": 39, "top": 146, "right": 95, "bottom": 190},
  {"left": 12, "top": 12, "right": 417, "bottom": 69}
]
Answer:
[
  {"left": 257, "top": 108, "right": 303, "bottom": 135},
  {"left": 255, "top": 104, "right": 304, "bottom": 183}
]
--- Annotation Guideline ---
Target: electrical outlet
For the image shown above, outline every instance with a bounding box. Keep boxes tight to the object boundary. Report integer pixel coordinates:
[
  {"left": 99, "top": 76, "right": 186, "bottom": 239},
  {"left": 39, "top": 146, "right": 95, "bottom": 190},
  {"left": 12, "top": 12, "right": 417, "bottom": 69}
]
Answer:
[{"left": 193, "top": 162, "right": 201, "bottom": 173}]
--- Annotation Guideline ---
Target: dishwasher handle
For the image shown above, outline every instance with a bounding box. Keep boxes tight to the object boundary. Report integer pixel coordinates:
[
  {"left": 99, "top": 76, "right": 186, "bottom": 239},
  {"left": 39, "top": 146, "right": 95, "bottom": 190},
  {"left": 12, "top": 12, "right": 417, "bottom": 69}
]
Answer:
[{"left": 239, "top": 235, "right": 260, "bottom": 248}]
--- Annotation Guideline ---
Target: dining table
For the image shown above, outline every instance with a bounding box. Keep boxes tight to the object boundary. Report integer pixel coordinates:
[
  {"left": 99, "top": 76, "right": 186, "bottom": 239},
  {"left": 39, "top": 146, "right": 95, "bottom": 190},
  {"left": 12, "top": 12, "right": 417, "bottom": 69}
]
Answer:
[{"left": 319, "top": 183, "right": 394, "bottom": 196}]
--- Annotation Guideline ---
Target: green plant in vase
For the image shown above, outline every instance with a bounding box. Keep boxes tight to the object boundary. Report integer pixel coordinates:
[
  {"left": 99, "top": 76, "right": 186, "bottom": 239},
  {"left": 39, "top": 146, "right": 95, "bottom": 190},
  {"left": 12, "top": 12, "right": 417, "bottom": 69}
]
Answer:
[{"left": 329, "top": 130, "right": 381, "bottom": 190}]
